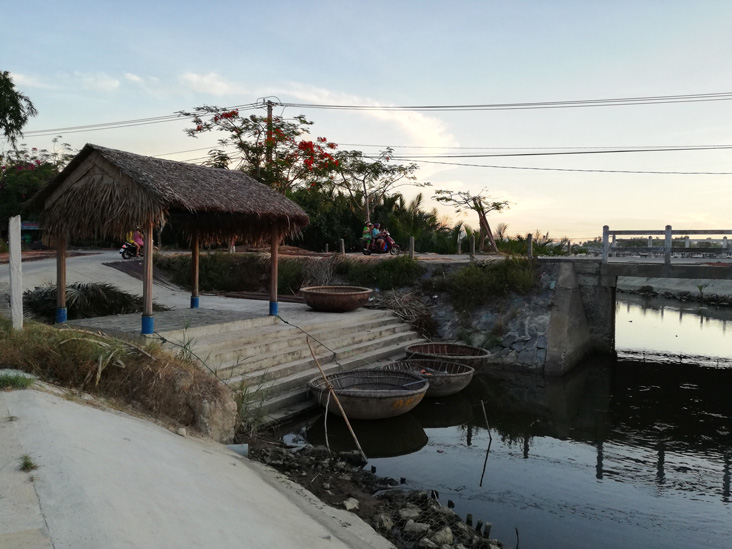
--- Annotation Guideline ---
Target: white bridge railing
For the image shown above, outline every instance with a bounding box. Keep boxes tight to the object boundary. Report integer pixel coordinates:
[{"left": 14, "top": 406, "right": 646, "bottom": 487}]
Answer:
[{"left": 602, "top": 226, "right": 732, "bottom": 265}]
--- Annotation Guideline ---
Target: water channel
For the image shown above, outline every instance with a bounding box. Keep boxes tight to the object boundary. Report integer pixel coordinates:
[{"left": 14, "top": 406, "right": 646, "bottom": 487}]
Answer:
[{"left": 279, "top": 294, "right": 732, "bottom": 548}]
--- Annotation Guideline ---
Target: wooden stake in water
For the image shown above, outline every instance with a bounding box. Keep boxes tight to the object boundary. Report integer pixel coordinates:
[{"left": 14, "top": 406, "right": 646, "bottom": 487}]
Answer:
[{"left": 307, "top": 338, "right": 367, "bottom": 462}]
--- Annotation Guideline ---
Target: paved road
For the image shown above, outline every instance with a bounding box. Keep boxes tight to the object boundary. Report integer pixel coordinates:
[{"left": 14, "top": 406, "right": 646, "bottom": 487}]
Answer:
[{"left": 0, "top": 387, "right": 393, "bottom": 549}]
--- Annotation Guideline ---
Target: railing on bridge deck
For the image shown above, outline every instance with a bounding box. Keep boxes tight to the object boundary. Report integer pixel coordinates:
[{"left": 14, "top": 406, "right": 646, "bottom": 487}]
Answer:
[{"left": 602, "top": 226, "right": 732, "bottom": 265}]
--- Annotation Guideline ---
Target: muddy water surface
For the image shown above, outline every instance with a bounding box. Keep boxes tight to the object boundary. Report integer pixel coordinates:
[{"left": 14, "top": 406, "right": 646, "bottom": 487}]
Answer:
[{"left": 281, "top": 297, "right": 732, "bottom": 548}]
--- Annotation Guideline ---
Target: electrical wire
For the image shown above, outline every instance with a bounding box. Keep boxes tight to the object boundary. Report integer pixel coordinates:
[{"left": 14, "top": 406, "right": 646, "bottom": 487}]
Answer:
[
  {"left": 394, "top": 158, "right": 732, "bottom": 175},
  {"left": 280, "top": 91, "right": 732, "bottom": 112}
]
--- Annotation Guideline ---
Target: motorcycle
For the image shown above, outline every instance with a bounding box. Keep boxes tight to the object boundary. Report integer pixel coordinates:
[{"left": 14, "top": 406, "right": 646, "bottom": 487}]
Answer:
[
  {"left": 362, "top": 232, "right": 400, "bottom": 255},
  {"left": 119, "top": 241, "right": 143, "bottom": 259}
]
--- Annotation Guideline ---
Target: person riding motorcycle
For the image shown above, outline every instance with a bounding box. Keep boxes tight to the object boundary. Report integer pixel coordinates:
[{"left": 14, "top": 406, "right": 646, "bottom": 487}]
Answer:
[{"left": 361, "top": 222, "right": 373, "bottom": 250}]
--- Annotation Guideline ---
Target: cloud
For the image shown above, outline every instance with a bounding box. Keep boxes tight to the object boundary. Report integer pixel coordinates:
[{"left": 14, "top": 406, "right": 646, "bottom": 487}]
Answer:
[
  {"left": 124, "top": 73, "right": 143, "bottom": 83},
  {"left": 8, "top": 73, "right": 48, "bottom": 88},
  {"left": 179, "top": 72, "right": 243, "bottom": 96},
  {"left": 73, "top": 72, "right": 120, "bottom": 92},
  {"left": 281, "top": 83, "right": 459, "bottom": 150}
]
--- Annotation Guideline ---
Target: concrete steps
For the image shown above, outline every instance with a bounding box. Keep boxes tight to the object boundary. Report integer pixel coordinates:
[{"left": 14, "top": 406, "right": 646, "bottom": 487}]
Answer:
[{"left": 172, "top": 307, "right": 425, "bottom": 426}]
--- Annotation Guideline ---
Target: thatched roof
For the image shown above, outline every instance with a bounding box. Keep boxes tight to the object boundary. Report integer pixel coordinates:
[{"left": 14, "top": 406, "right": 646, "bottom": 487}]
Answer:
[{"left": 30, "top": 144, "right": 309, "bottom": 244}]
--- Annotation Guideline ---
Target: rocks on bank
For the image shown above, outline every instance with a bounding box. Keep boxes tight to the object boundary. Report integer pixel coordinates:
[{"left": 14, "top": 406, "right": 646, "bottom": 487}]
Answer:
[{"left": 250, "top": 443, "right": 504, "bottom": 549}]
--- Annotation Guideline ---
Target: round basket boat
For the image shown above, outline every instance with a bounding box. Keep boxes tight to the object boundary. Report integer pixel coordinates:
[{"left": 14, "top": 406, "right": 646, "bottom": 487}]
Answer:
[
  {"left": 379, "top": 358, "right": 475, "bottom": 397},
  {"left": 299, "top": 286, "right": 373, "bottom": 312},
  {"left": 307, "top": 369, "right": 429, "bottom": 420},
  {"left": 405, "top": 342, "right": 489, "bottom": 369}
]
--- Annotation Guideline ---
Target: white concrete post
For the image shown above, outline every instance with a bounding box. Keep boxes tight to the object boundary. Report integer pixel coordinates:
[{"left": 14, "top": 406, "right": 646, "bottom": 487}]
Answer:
[
  {"left": 339, "top": 238, "right": 345, "bottom": 254},
  {"left": 664, "top": 225, "right": 672, "bottom": 265},
  {"left": 470, "top": 235, "right": 476, "bottom": 260},
  {"left": 8, "top": 216, "right": 23, "bottom": 330},
  {"left": 685, "top": 236, "right": 690, "bottom": 248},
  {"left": 724, "top": 236, "right": 728, "bottom": 249},
  {"left": 648, "top": 236, "right": 653, "bottom": 248},
  {"left": 409, "top": 236, "right": 415, "bottom": 259},
  {"left": 602, "top": 226, "right": 609, "bottom": 264},
  {"left": 527, "top": 233, "right": 533, "bottom": 260}
]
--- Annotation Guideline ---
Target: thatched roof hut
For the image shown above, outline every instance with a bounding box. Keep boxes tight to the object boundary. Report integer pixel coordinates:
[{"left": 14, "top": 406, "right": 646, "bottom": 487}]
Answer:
[{"left": 31, "top": 143, "right": 309, "bottom": 244}]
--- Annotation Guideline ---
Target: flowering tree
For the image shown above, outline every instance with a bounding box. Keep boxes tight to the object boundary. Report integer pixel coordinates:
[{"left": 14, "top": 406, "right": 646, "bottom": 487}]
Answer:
[
  {"left": 0, "top": 71, "right": 38, "bottom": 149},
  {"left": 0, "top": 139, "right": 74, "bottom": 224},
  {"left": 330, "top": 148, "right": 425, "bottom": 223},
  {"left": 433, "top": 189, "right": 509, "bottom": 252},
  {"left": 178, "top": 105, "right": 339, "bottom": 193}
]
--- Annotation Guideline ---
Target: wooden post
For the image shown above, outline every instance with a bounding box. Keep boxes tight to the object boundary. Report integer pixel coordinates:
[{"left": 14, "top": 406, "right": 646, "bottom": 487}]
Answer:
[
  {"left": 664, "top": 225, "right": 672, "bottom": 265},
  {"left": 191, "top": 232, "right": 200, "bottom": 308},
  {"left": 8, "top": 216, "right": 23, "bottom": 330},
  {"left": 270, "top": 225, "right": 279, "bottom": 316},
  {"left": 602, "top": 225, "right": 610, "bottom": 264},
  {"left": 527, "top": 233, "right": 533, "bottom": 260},
  {"left": 339, "top": 238, "right": 345, "bottom": 254},
  {"left": 141, "top": 222, "right": 154, "bottom": 334},
  {"left": 409, "top": 236, "right": 415, "bottom": 259},
  {"left": 55, "top": 233, "right": 67, "bottom": 324}
]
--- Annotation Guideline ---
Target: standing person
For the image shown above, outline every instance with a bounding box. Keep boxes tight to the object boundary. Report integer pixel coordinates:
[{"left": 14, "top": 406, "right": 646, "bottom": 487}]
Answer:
[{"left": 132, "top": 227, "right": 144, "bottom": 257}]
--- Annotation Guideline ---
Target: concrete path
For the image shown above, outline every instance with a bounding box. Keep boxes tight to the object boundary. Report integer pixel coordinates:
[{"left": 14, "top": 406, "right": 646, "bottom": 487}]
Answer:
[
  {"left": 0, "top": 386, "right": 393, "bottom": 549},
  {"left": 0, "top": 252, "right": 395, "bottom": 547}
]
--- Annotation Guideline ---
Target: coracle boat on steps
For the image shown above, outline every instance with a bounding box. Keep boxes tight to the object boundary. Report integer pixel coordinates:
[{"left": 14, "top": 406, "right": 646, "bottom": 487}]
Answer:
[
  {"left": 307, "top": 369, "right": 429, "bottom": 420},
  {"left": 378, "top": 358, "right": 475, "bottom": 397}
]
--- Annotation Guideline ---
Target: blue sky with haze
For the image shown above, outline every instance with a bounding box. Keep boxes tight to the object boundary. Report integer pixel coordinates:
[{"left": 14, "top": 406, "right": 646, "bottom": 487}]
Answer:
[{"left": 4, "top": 1, "right": 732, "bottom": 240}]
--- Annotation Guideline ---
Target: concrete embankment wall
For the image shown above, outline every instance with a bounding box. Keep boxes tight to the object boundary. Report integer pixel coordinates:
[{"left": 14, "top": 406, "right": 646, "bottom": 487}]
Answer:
[{"left": 429, "top": 259, "right": 610, "bottom": 377}]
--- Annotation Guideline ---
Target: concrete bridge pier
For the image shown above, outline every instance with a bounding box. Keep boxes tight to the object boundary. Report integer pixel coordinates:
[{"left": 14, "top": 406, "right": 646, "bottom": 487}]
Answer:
[{"left": 543, "top": 261, "right": 616, "bottom": 376}]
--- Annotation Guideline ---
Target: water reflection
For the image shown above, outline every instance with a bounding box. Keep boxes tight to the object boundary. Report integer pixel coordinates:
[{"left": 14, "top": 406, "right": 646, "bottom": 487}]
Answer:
[
  {"left": 304, "top": 413, "right": 428, "bottom": 458},
  {"left": 616, "top": 294, "right": 732, "bottom": 363}
]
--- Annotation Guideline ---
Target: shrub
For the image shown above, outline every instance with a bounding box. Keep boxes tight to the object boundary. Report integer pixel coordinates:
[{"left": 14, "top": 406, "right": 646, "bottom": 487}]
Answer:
[
  {"left": 445, "top": 258, "right": 537, "bottom": 310},
  {"left": 23, "top": 282, "right": 168, "bottom": 323}
]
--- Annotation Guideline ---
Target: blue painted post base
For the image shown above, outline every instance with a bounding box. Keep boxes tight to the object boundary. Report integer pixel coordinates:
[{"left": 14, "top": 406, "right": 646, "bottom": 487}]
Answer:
[
  {"left": 141, "top": 314, "right": 154, "bottom": 335},
  {"left": 269, "top": 301, "right": 278, "bottom": 316},
  {"left": 190, "top": 296, "right": 200, "bottom": 309},
  {"left": 55, "top": 307, "right": 68, "bottom": 324}
]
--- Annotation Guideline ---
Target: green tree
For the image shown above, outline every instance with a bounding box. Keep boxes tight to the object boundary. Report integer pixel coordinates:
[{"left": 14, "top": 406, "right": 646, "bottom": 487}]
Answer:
[
  {"left": 331, "top": 148, "right": 425, "bottom": 223},
  {"left": 433, "top": 188, "right": 509, "bottom": 253},
  {"left": 178, "top": 105, "right": 338, "bottom": 193},
  {"left": 0, "top": 140, "right": 73, "bottom": 224},
  {"left": 0, "top": 71, "right": 37, "bottom": 149}
]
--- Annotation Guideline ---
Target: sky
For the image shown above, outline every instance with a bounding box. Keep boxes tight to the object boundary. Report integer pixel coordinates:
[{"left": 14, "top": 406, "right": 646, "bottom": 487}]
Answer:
[{"left": 3, "top": 0, "right": 732, "bottom": 242}]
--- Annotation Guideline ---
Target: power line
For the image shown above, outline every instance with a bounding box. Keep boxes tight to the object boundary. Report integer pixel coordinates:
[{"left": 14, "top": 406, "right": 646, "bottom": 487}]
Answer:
[
  {"left": 280, "top": 91, "right": 732, "bottom": 112},
  {"left": 385, "top": 145, "right": 732, "bottom": 159},
  {"left": 397, "top": 158, "right": 732, "bottom": 175},
  {"left": 23, "top": 102, "right": 263, "bottom": 137}
]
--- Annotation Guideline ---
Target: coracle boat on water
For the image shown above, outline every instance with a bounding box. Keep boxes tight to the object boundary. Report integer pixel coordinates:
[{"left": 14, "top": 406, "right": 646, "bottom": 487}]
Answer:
[
  {"left": 405, "top": 342, "right": 489, "bottom": 369},
  {"left": 379, "top": 358, "right": 475, "bottom": 397},
  {"left": 307, "top": 369, "right": 429, "bottom": 420}
]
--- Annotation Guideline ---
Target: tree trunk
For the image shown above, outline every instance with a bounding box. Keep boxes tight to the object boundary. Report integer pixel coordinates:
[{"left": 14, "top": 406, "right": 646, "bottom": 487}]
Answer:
[{"left": 478, "top": 213, "right": 498, "bottom": 253}]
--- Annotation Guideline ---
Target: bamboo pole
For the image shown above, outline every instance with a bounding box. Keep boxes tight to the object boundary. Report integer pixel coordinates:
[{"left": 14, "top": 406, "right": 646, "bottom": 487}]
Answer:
[{"left": 306, "top": 338, "right": 367, "bottom": 462}]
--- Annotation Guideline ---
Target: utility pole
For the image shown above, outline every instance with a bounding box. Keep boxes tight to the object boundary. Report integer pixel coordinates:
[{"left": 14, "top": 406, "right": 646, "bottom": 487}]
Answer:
[{"left": 265, "top": 100, "right": 274, "bottom": 188}]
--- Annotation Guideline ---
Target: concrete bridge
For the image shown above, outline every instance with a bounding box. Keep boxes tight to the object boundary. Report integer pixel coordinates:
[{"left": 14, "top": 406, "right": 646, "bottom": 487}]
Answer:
[{"left": 540, "top": 229, "right": 732, "bottom": 375}]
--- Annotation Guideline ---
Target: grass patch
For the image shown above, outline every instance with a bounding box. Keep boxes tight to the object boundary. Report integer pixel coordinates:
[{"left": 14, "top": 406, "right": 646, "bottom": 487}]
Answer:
[
  {"left": 0, "top": 316, "right": 231, "bottom": 432},
  {"left": 0, "top": 373, "right": 33, "bottom": 390},
  {"left": 19, "top": 454, "right": 38, "bottom": 472},
  {"left": 341, "top": 256, "right": 426, "bottom": 289},
  {"left": 24, "top": 282, "right": 169, "bottom": 323}
]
